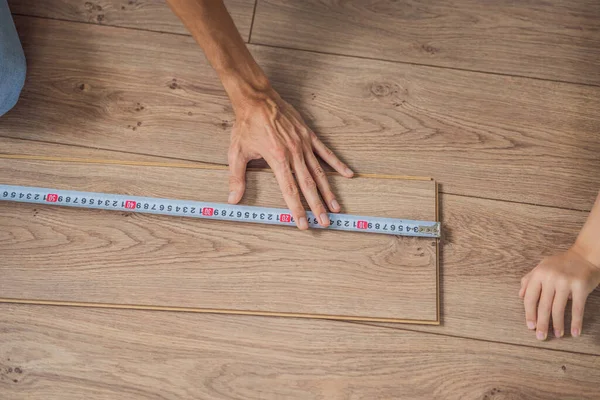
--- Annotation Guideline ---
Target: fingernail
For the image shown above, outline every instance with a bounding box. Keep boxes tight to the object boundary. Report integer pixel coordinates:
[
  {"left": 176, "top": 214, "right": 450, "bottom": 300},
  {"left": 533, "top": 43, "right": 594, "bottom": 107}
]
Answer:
[
  {"left": 536, "top": 331, "right": 546, "bottom": 341},
  {"left": 331, "top": 199, "right": 340, "bottom": 211},
  {"left": 527, "top": 321, "right": 535, "bottom": 330},
  {"left": 228, "top": 191, "right": 236, "bottom": 203},
  {"left": 298, "top": 217, "right": 308, "bottom": 230},
  {"left": 572, "top": 328, "right": 580, "bottom": 337},
  {"left": 320, "top": 213, "right": 329, "bottom": 226},
  {"left": 344, "top": 167, "right": 354, "bottom": 177},
  {"left": 555, "top": 329, "right": 563, "bottom": 338}
]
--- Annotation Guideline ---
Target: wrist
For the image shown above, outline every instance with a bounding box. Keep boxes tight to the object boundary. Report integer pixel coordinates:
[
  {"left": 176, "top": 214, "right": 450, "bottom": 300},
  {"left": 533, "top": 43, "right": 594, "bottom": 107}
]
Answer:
[
  {"left": 572, "top": 238, "right": 600, "bottom": 270},
  {"left": 220, "top": 68, "right": 273, "bottom": 114}
]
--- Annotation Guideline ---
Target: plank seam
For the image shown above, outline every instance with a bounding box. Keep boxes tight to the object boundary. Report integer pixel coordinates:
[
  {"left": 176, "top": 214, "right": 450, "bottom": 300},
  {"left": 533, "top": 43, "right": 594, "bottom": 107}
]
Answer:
[
  {"left": 249, "top": 42, "right": 600, "bottom": 89},
  {"left": 0, "top": 298, "right": 440, "bottom": 325},
  {"left": 349, "top": 321, "right": 600, "bottom": 358},
  {"left": 12, "top": 12, "right": 249, "bottom": 44},
  {"left": 247, "top": 0, "right": 259, "bottom": 43},
  {"left": 436, "top": 181, "right": 441, "bottom": 324},
  {"left": 11, "top": 14, "right": 599, "bottom": 88}
]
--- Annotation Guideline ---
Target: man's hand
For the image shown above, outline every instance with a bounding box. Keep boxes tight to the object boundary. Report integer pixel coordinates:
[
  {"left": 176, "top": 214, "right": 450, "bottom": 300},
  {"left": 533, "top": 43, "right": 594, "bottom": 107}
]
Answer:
[
  {"left": 166, "top": 0, "right": 353, "bottom": 229},
  {"left": 520, "top": 247, "right": 600, "bottom": 340},
  {"left": 228, "top": 89, "right": 352, "bottom": 230}
]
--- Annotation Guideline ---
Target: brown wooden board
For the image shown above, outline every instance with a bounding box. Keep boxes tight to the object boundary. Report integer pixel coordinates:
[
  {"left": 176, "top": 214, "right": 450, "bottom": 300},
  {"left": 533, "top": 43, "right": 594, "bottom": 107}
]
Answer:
[
  {"left": 1, "top": 303, "right": 599, "bottom": 399},
  {"left": 8, "top": 0, "right": 255, "bottom": 41},
  {"left": 0, "top": 158, "right": 439, "bottom": 323},
  {"left": 3, "top": 17, "right": 599, "bottom": 211},
  {"left": 251, "top": 0, "right": 600, "bottom": 86}
]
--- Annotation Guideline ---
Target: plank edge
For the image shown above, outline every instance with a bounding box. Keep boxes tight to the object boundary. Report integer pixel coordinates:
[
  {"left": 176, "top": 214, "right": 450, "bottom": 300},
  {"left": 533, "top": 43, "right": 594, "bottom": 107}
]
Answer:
[{"left": 0, "top": 298, "right": 441, "bottom": 325}]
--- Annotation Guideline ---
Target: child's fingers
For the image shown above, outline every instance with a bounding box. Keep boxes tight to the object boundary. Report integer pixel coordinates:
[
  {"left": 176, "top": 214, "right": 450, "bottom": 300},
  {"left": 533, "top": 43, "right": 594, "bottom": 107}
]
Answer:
[
  {"left": 523, "top": 279, "right": 542, "bottom": 330},
  {"left": 551, "top": 288, "right": 569, "bottom": 338},
  {"left": 570, "top": 290, "right": 588, "bottom": 337},
  {"left": 519, "top": 274, "right": 530, "bottom": 299},
  {"left": 535, "top": 286, "right": 555, "bottom": 340}
]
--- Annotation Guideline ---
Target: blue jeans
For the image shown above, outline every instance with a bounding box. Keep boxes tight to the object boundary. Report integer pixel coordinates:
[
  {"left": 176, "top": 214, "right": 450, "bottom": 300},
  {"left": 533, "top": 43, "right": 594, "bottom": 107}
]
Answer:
[{"left": 0, "top": 0, "right": 26, "bottom": 116}]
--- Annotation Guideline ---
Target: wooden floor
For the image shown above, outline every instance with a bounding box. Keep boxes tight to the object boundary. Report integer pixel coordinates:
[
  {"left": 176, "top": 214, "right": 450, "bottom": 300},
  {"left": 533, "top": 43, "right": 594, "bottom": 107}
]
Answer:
[{"left": 2, "top": 0, "right": 600, "bottom": 398}]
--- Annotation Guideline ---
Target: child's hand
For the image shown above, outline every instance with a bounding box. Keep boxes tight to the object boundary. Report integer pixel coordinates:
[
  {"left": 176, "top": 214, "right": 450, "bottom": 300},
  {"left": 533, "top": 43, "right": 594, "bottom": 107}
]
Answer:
[{"left": 520, "top": 247, "right": 600, "bottom": 340}]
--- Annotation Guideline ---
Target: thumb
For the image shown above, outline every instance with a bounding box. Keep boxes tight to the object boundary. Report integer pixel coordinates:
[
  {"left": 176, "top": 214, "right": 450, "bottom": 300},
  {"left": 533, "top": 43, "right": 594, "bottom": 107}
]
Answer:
[{"left": 228, "top": 149, "right": 247, "bottom": 204}]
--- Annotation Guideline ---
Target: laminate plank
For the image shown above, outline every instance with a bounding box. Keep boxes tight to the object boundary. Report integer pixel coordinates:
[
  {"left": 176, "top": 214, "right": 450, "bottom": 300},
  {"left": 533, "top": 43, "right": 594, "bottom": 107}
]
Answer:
[
  {"left": 3, "top": 17, "right": 599, "bottom": 211},
  {"left": 1, "top": 304, "right": 599, "bottom": 399},
  {"left": 8, "top": 0, "right": 255, "bottom": 41},
  {"left": 251, "top": 0, "right": 600, "bottom": 86},
  {"left": 0, "top": 159, "right": 438, "bottom": 322}
]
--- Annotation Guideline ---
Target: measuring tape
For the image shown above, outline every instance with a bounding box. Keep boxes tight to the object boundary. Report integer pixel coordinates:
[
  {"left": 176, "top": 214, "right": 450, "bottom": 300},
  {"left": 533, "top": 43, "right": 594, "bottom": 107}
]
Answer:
[{"left": 0, "top": 185, "right": 440, "bottom": 238}]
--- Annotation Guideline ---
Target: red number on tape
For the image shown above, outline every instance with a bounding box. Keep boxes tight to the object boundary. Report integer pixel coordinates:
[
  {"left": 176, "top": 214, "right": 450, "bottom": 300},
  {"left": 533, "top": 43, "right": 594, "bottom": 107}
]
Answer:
[
  {"left": 280, "top": 214, "right": 292, "bottom": 223},
  {"left": 202, "top": 207, "right": 214, "bottom": 216},
  {"left": 357, "top": 220, "right": 368, "bottom": 229},
  {"left": 124, "top": 200, "right": 137, "bottom": 209},
  {"left": 46, "top": 194, "right": 58, "bottom": 202}
]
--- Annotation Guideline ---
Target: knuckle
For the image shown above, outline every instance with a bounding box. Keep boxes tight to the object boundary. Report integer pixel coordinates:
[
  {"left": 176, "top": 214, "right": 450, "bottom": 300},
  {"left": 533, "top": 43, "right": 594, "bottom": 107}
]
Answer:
[
  {"left": 288, "top": 140, "right": 302, "bottom": 156},
  {"left": 268, "top": 99, "right": 281, "bottom": 113},
  {"left": 555, "top": 277, "right": 569, "bottom": 290},
  {"left": 302, "top": 175, "right": 317, "bottom": 190},
  {"left": 297, "top": 127, "right": 310, "bottom": 138},
  {"left": 312, "top": 165, "right": 326, "bottom": 179},
  {"left": 283, "top": 181, "right": 299, "bottom": 197},
  {"left": 525, "top": 297, "right": 537, "bottom": 308},
  {"left": 229, "top": 175, "right": 244, "bottom": 187},
  {"left": 534, "top": 271, "right": 552, "bottom": 283},
  {"left": 271, "top": 147, "right": 288, "bottom": 163},
  {"left": 571, "top": 280, "right": 586, "bottom": 292}
]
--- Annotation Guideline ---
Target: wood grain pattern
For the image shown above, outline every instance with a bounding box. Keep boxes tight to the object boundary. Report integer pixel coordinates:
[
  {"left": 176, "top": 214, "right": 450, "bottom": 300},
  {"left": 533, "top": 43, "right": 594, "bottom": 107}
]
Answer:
[
  {"left": 3, "top": 17, "right": 599, "bottom": 211},
  {"left": 251, "top": 0, "right": 600, "bottom": 86},
  {"left": 0, "top": 159, "right": 438, "bottom": 322},
  {"left": 8, "top": 0, "right": 255, "bottom": 41},
  {"left": 1, "top": 304, "right": 600, "bottom": 400}
]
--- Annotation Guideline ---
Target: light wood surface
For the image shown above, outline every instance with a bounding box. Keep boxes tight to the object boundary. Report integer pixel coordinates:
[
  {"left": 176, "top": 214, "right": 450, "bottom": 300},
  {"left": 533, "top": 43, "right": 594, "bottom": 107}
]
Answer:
[
  {"left": 1, "top": 304, "right": 599, "bottom": 400},
  {"left": 0, "top": 159, "right": 438, "bottom": 322},
  {"left": 8, "top": 0, "right": 255, "bottom": 41},
  {"left": 251, "top": 0, "right": 600, "bottom": 86},
  {"left": 3, "top": 16, "right": 599, "bottom": 211},
  {"left": 3, "top": 1, "right": 600, "bottom": 396}
]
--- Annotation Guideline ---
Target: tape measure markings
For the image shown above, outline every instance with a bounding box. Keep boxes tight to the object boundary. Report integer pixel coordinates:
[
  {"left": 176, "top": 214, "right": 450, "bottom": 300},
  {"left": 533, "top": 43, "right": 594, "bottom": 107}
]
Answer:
[{"left": 0, "top": 185, "right": 440, "bottom": 238}]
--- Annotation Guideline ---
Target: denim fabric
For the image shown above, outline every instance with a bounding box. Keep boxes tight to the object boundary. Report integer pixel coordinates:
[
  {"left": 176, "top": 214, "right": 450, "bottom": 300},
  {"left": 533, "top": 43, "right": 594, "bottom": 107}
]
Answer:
[{"left": 0, "top": 0, "right": 26, "bottom": 116}]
